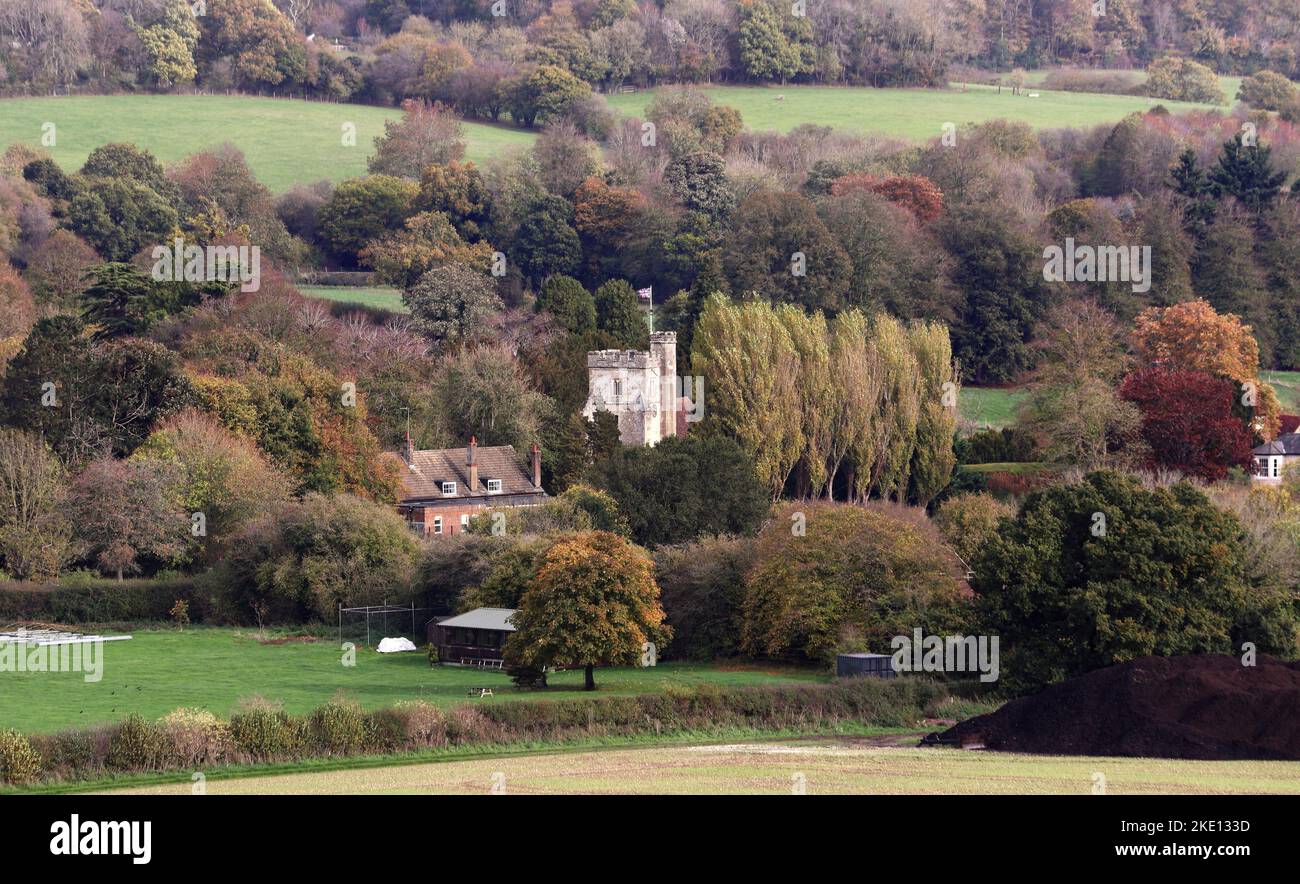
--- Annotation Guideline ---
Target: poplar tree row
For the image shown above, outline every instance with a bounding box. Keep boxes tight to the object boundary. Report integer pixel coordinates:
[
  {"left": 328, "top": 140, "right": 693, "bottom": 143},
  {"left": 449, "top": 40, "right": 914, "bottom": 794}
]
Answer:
[{"left": 690, "top": 295, "right": 958, "bottom": 505}]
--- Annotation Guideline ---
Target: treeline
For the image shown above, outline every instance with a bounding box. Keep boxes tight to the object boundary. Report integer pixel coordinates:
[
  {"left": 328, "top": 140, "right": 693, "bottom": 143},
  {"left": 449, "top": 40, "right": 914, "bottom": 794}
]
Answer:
[{"left": 7, "top": 0, "right": 1300, "bottom": 100}]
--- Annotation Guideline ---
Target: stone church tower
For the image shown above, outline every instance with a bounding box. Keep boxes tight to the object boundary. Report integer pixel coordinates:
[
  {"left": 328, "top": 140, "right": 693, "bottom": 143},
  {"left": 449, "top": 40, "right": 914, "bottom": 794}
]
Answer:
[{"left": 582, "top": 332, "right": 679, "bottom": 446}]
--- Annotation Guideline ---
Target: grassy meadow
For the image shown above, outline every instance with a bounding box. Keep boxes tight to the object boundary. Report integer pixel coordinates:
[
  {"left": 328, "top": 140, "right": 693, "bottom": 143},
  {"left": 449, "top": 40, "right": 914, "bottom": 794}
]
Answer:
[
  {"left": 1264, "top": 370, "right": 1300, "bottom": 413},
  {"left": 99, "top": 737, "right": 1300, "bottom": 795},
  {"left": 0, "top": 627, "right": 826, "bottom": 735},
  {"left": 297, "top": 284, "right": 406, "bottom": 313},
  {"left": 0, "top": 95, "right": 535, "bottom": 192},
  {"left": 959, "top": 386, "right": 1026, "bottom": 429},
  {"left": 606, "top": 82, "right": 1230, "bottom": 142},
  {"left": 0, "top": 78, "right": 1236, "bottom": 193}
]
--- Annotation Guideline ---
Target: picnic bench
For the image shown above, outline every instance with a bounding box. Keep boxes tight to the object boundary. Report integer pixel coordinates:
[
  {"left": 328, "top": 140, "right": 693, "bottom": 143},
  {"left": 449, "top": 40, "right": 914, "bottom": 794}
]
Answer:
[{"left": 467, "top": 688, "right": 494, "bottom": 698}]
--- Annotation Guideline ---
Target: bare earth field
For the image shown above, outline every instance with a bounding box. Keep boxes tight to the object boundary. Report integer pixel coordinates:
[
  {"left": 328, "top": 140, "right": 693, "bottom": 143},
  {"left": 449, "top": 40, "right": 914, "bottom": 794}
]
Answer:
[{"left": 100, "top": 737, "right": 1300, "bottom": 796}]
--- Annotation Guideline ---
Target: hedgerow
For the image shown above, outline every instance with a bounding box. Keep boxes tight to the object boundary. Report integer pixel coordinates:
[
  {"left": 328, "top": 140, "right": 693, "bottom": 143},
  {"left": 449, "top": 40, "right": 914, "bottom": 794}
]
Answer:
[{"left": 16, "top": 677, "right": 967, "bottom": 787}]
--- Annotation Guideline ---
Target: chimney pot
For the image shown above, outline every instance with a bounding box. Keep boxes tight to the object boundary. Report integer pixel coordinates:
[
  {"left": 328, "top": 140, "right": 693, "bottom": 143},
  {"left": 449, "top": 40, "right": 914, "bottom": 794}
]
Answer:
[
  {"left": 530, "top": 442, "right": 542, "bottom": 490},
  {"left": 468, "top": 437, "right": 478, "bottom": 490}
]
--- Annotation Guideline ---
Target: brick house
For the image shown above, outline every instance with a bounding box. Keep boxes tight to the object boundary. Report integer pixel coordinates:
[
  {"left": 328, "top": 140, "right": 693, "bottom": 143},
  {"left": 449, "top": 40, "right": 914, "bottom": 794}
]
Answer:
[{"left": 396, "top": 437, "right": 546, "bottom": 536}]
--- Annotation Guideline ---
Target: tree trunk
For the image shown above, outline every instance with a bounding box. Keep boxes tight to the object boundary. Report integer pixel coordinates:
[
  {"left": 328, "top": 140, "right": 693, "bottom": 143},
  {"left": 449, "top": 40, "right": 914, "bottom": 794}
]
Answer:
[
  {"left": 116, "top": 567, "right": 123, "bottom": 582},
  {"left": 584, "top": 663, "right": 595, "bottom": 691}
]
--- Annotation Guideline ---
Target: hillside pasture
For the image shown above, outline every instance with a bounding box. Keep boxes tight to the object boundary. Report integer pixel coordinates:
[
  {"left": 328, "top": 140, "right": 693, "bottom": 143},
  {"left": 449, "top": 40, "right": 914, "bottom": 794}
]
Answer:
[
  {"left": 606, "top": 82, "right": 1231, "bottom": 142},
  {"left": 0, "top": 95, "right": 535, "bottom": 192}
]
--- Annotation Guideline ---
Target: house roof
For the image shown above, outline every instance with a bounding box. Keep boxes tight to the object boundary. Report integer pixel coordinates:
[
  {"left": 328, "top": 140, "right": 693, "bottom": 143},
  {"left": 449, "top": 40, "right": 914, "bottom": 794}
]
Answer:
[
  {"left": 1254, "top": 433, "right": 1300, "bottom": 456},
  {"left": 436, "top": 607, "right": 517, "bottom": 632},
  {"left": 398, "top": 444, "right": 540, "bottom": 502}
]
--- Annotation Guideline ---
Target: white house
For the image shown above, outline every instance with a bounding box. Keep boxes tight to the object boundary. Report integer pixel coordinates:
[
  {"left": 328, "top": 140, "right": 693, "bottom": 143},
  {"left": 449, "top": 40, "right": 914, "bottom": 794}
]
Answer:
[{"left": 1252, "top": 433, "right": 1300, "bottom": 482}]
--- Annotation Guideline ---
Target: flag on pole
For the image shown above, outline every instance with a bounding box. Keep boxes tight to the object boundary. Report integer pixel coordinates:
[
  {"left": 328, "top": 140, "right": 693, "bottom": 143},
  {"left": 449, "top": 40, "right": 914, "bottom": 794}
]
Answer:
[{"left": 637, "top": 286, "right": 654, "bottom": 333}]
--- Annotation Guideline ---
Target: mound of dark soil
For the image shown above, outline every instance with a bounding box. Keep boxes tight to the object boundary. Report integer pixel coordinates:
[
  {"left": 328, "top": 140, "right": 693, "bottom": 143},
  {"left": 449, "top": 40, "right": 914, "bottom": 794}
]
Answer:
[{"left": 931, "top": 654, "right": 1300, "bottom": 760}]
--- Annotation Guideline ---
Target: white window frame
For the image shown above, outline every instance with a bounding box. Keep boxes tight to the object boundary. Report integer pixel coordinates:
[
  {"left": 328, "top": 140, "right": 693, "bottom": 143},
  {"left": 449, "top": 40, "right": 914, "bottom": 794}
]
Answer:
[
  {"left": 441, "top": 481, "right": 457, "bottom": 495},
  {"left": 432, "top": 516, "right": 443, "bottom": 535},
  {"left": 486, "top": 478, "right": 502, "bottom": 493},
  {"left": 460, "top": 514, "right": 470, "bottom": 528}
]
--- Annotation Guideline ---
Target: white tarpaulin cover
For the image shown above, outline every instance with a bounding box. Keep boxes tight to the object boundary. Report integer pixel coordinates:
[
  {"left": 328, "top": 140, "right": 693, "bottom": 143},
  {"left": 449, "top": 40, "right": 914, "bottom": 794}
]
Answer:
[{"left": 376, "top": 637, "right": 418, "bottom": 653}]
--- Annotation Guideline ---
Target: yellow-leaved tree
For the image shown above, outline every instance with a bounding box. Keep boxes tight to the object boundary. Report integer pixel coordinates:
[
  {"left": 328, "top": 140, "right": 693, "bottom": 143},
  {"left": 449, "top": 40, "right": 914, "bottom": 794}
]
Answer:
[{"left": 505, "top": 531, "right": 671, "bottom": 690}]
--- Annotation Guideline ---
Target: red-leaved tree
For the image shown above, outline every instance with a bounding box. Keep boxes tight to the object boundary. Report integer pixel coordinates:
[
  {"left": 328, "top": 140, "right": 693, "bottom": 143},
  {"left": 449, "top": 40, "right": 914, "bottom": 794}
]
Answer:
[{"left": 1118, "top": 368, "right": 1255, "bottom": 481}]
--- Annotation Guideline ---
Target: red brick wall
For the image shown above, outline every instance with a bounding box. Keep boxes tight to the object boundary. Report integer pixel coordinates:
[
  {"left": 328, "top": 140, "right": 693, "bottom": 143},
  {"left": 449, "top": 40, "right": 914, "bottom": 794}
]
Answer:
[{"left": 403, "top": 503, "right": 494, "bottom": 536}]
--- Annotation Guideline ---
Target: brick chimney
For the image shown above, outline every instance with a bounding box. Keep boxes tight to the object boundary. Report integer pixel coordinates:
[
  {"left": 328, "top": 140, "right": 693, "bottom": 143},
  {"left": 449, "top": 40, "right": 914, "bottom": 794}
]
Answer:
[
  {"left": 530, "top": 442, "right": 542, "bottom": 490},
  {"left": 467, "top": 435, "right": 478, "bottom": 492}
]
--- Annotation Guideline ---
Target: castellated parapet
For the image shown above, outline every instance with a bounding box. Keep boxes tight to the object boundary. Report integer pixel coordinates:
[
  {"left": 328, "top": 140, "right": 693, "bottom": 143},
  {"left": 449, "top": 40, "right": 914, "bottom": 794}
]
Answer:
[{"left": 583, "top": 331, "right": 679, "bottom": 446}]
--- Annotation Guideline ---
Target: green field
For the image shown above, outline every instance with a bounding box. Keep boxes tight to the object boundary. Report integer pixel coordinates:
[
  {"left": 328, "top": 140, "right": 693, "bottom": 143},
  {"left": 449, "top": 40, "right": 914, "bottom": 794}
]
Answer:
[
  {"left": 298, "top": 285, "right": 406, "bottom": 313},
  {"left": 100, "top": 736, "right": 1300, "bottom": 795},
  {"left": 959, "top": 386, "right": 1025, "bottom": 429},
  {"left": 0, "top": 95, "right": 536, "bottom": 192},
  {"left": 0, "top": 80, "right": 1232, "bottom": 193},
  {"left": 1264, "top": 370, "right": 1300, "bottom": 413},
  {"left": 0, "top": 628, "right": 825, "bottom": 735},
  {"left": 606, "top": 82, "right": 1227, "bottom": 142}
]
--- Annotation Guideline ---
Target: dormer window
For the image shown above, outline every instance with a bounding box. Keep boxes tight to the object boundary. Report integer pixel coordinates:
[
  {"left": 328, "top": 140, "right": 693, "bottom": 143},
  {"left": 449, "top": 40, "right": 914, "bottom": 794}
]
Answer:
[
  {"left": 441, "top": 481, "right": 457, "bottom": 495},
  {"left": 486, "top": 478, "right": 502, "bottom": 493}
]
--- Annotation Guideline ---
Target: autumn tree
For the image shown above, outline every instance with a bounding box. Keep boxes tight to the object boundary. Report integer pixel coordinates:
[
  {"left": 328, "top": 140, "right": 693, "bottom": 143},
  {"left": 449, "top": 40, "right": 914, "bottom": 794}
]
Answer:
[
  {"left": 213, "top": 492, "right": 420, "bottom": 622},
  {"left": 197, "top": 0, "right": 305, "bottom": 91},
  {"left": 1130, "top": 299, "right": 1281, "bottom": 440},
  {"left": 741, "top": 502, "right": 970, "bottom": 663},
  {"left": 1119, "top": 368, "right": 1256, "bottom": 480},
  {"left": 368, "top": 100, "right": 466, "bottom": 179},
  {"left": 0, "top": 428, "right": 74, "bottom": 580},
  {"left": 829, "top": 173, "right": 944, "bottom": 222},
  {"left": 416, "top": 160, "right": 490, "bottom": 241},
  {"left": 1144, "top": 55, "right": 1225, "bottom": 104},
  {"left": 129, "top": 409, "right": 291, "bottom": 563},
  {"left": 500, "top": 64, "right": 592, "bottom": 128},
  {"left": 360, "top": 210, "right": 493, "bottom": 287},
  {"left": 504, "top": 531, "right": 670, "bottom": 690},
  {"left": 70, "top": 457, "right": 189, "bottom": 580},
  {"left": 1237, "top": 70, "right": 1299, "bottom": 111},
  {"left": 22, "top": 230, "right": 100, "bottom": 309}
]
